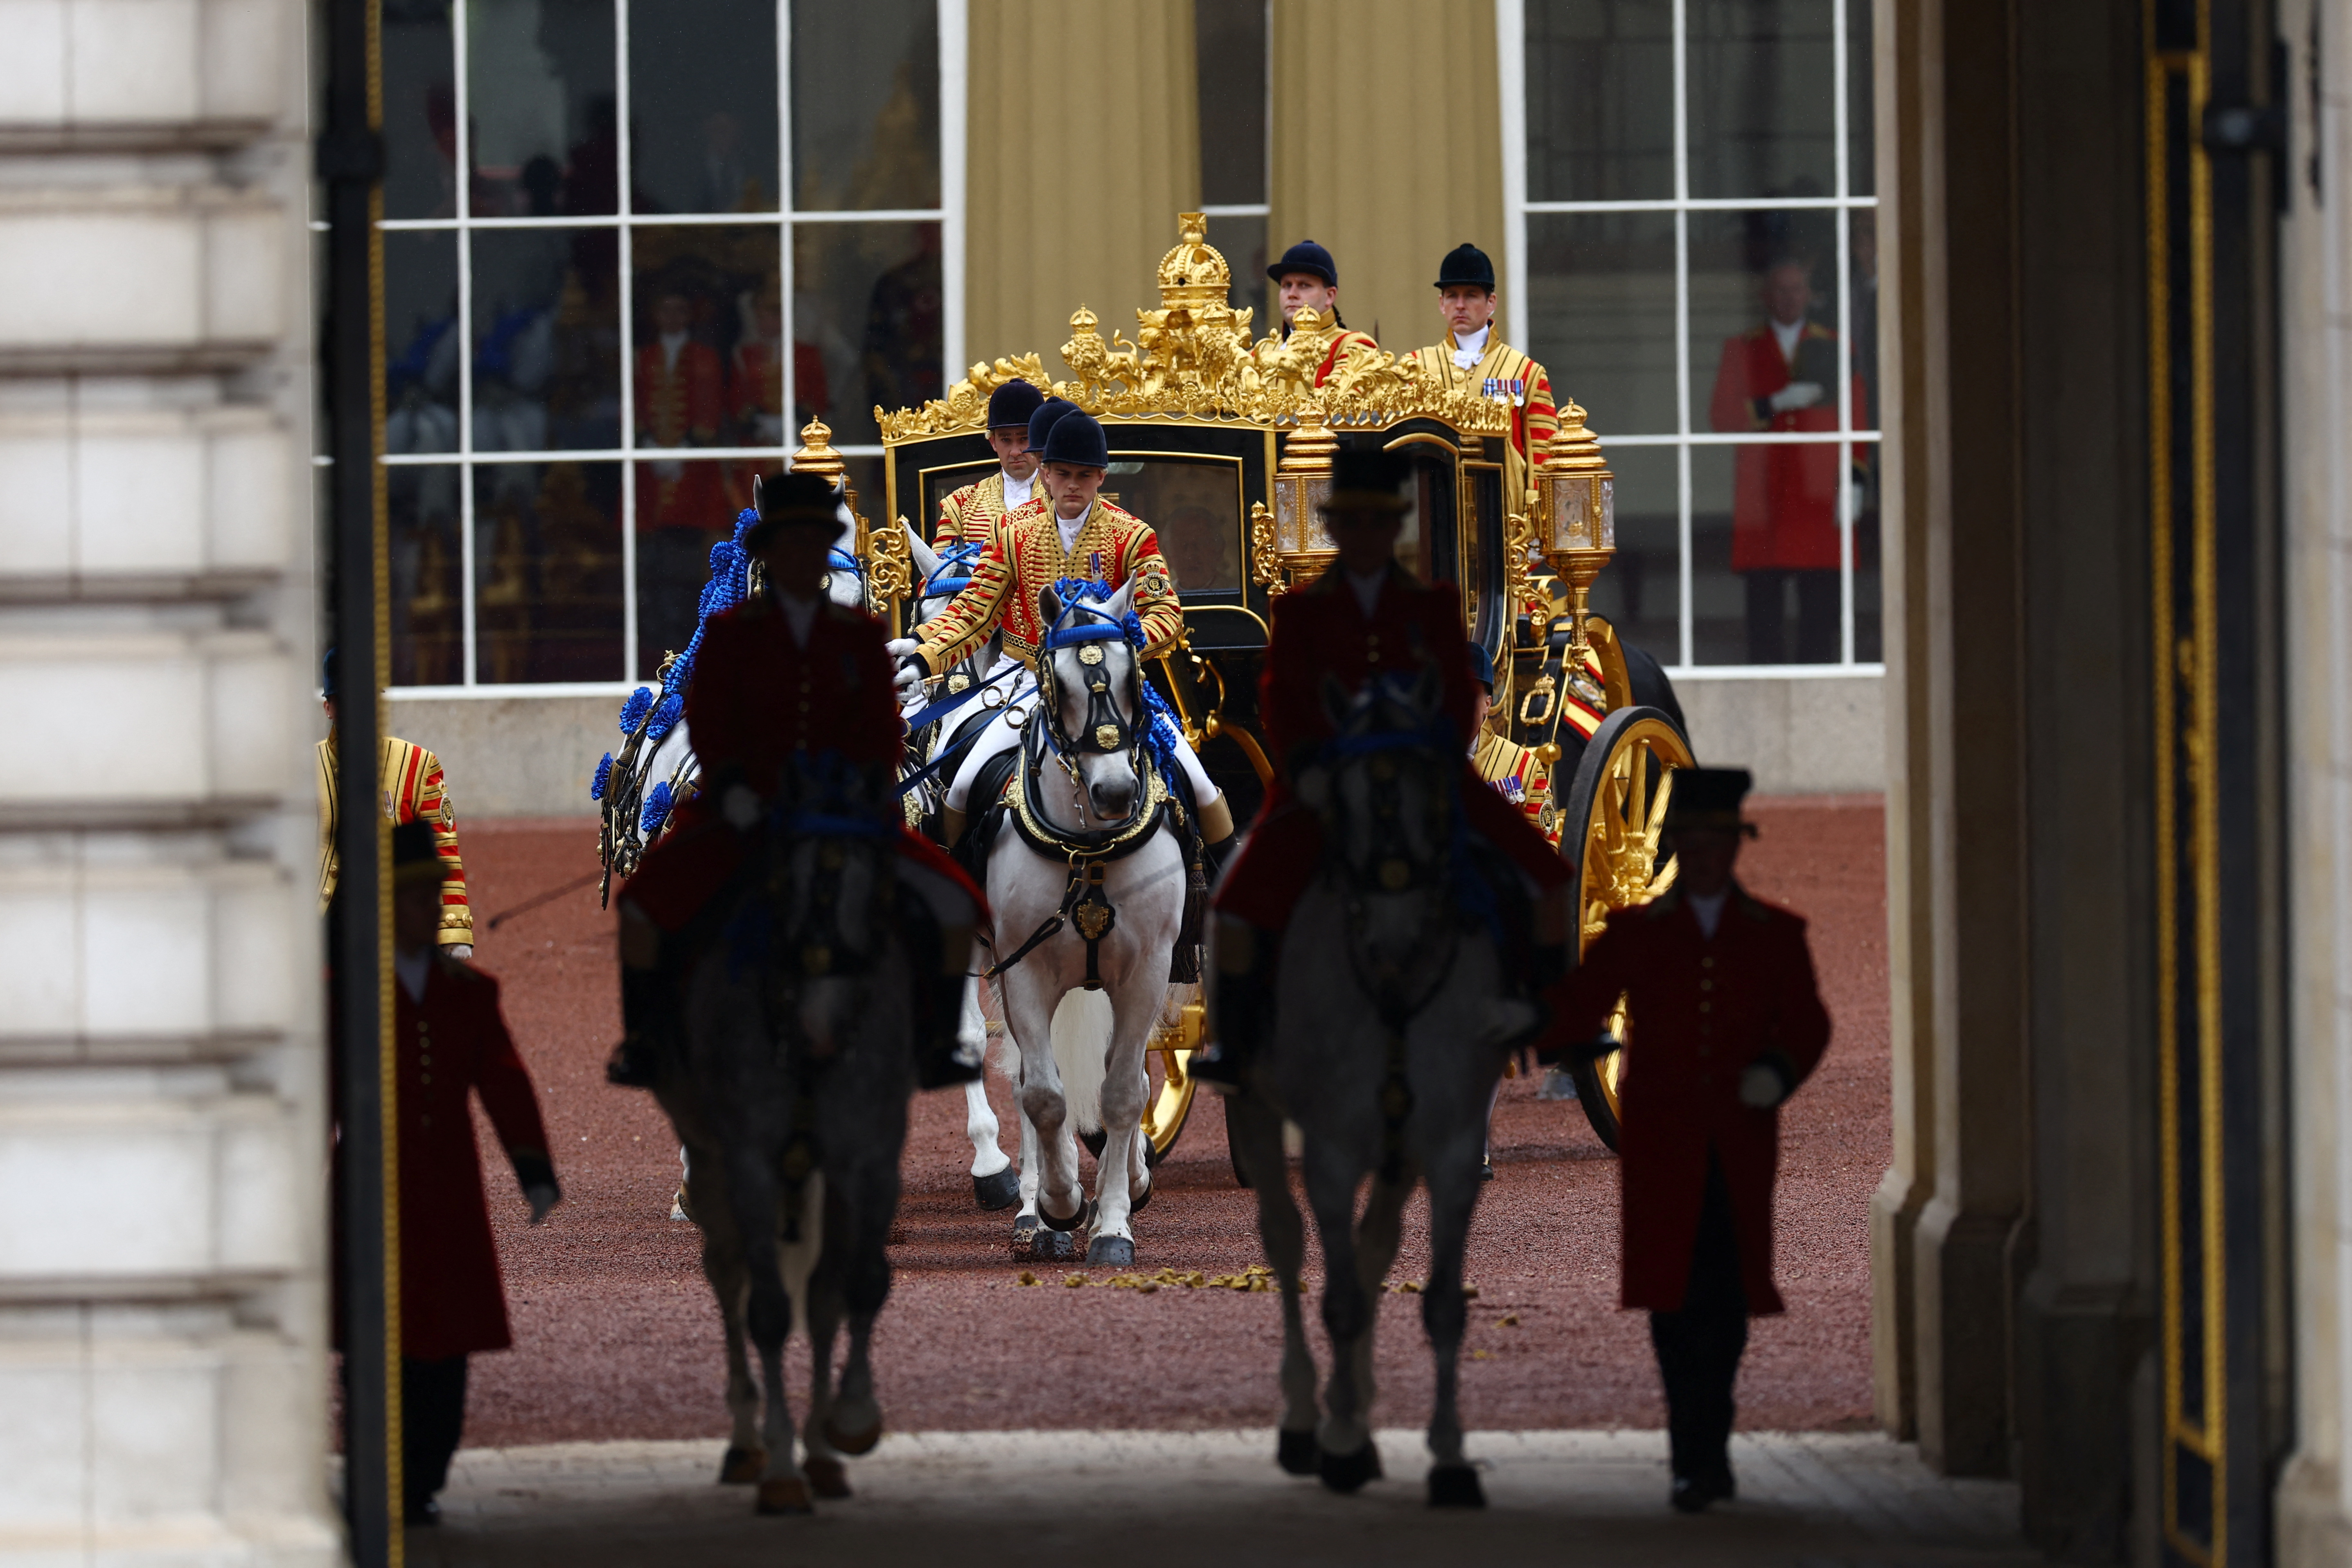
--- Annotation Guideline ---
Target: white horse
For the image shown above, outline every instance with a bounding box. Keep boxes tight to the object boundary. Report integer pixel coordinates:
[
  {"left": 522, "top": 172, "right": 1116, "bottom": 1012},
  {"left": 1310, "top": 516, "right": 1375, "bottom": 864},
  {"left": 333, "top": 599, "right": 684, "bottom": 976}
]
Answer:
[
  {"left": 973, "top": 579, "right": 1188, "bottom": 1266},
  {"left": 898, "top": 524, "right": 1024, "bottom": 1211},
  {"left": 1222, "top": 664, "right": 1544, "bottom": 1507}
]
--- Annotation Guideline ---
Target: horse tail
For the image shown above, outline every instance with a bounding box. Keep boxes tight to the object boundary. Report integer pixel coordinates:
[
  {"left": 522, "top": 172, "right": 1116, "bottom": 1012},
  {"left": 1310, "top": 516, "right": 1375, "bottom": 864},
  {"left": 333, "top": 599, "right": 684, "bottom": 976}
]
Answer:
[{"left": 1050, "top": 989, "right": 1115, "bottom": 1136}]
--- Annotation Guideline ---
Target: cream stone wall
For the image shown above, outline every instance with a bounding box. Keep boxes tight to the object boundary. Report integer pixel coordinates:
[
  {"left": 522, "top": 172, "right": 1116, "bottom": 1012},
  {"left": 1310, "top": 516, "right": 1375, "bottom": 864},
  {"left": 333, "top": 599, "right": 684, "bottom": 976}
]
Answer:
[{"left": 0, "top": 0, "right": 335, "bottom": 1562}]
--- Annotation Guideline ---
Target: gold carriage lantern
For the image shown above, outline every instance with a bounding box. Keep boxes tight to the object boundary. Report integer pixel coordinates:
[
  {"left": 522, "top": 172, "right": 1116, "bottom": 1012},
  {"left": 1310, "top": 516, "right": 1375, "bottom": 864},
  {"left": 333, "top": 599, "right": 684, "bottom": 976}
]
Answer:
[
  {"left": 790, "top": 415, "right": 913, "bottom": 630},
  {"left": 1537, "top": 399, "right": 1615, "bottom": 699},
  {"left": 1250, "top": 400, "right": 1342, "bottom": 595}
]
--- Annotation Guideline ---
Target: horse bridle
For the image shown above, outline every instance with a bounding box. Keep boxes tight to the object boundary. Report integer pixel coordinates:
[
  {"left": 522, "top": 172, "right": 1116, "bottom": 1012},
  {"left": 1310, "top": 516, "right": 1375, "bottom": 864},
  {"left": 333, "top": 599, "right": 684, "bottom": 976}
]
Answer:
[{"left": 1036, "top": 606, "right": 1143, "bottom": 774}]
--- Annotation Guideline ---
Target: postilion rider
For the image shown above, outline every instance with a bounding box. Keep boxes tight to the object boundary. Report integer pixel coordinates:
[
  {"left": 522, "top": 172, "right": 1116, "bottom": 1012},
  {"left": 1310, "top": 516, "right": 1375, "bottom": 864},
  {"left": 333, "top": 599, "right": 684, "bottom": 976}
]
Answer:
[
  {"left": 1538, "top": 768, "right": 1831, "bottom": 1512},
  {"left": 1195, "top": 448, "right": 1576, "bottom": 1088},
  {"left": 352, "top": 820, "right": 560, "bottom": 1525},
  {"left": 890, "top": 406, "right": 1234, "bottom": 853},
  {"left": 1263, "top": 239, "right": 1381, "bottom": 388},
  {"left": 316, "top": 645, "right": 474, "bottom": 957},
  {"left": 935, "top": 377, "right": 1047, "bottom": 546},
  {"left": 604, "top": 472, "right": 989, "bottom": 1092}
]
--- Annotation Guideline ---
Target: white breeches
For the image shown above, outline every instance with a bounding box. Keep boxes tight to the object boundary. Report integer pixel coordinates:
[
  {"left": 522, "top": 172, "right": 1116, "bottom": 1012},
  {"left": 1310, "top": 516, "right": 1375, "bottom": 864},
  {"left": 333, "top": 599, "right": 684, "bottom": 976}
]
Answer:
[{"left": 942, "top": 668, "right": 1222, "bottom": 813}]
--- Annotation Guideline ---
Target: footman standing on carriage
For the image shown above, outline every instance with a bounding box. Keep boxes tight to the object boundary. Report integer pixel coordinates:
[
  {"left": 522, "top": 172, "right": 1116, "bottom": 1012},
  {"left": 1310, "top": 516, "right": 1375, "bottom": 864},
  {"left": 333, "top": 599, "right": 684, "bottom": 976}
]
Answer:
[
  {"left": 346, "top": 820, "right": 559, "bottom": 1525},
  {"left": 1195, "top": 448, "right": 1576, "bottom": 1088},
  {"left": 1538, "top": 768, "right": 1830, "bottom": 1512},
  {"left": 1404, "top": 243, "right": 1560, "bottom": 513},
  {"left": 604, "top": 471, "right": 987, "bottom": 1092},
  {"left": 891, "top": 408, "right": 1235, "bottom": 852}
]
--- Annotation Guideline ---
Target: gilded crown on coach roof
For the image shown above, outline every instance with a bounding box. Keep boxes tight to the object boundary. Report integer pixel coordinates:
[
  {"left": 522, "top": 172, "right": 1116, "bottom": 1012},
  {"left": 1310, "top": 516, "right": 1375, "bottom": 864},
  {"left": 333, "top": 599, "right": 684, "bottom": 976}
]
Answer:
[{"left": 1155, "top": 212, "right": 1231, "bottom": 311}]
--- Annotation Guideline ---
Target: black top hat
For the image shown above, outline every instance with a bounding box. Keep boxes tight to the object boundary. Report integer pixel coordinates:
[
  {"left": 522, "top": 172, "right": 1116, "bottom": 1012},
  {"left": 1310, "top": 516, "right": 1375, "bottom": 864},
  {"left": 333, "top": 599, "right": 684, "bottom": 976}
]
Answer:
[
  {"left": 321, "top": 645, "right": 339, "bottom": 700},
  {"left": 1466, "top": 639, "right": 1497, "bottom": 692},
  {"left": 1040, "top": 410, "right": 1110, "bottom": 470},
  {"left": 391, "top": 820, "right": 446, "bottom": 885},
  {"left": 746, "top": 471, "right": 838, "bottom": 549},
  {"left": 987, "top": 378, "right": 1045, "bottom": 430},
  {"left": 1321, "top": 447, "right": 1411, "bottom": 515},
  {"left": 1663, "top": 767, "right": 1755, "bottom": 833},
  {"left": 1434, "top": 243, "right": 1496, "bottom": 291},
  {"left": 1268, "top": 239, "right": 1339, "bottom": 288},
  {"left": 1025, "top": 396, "right": 1079, "bottom": 454}
]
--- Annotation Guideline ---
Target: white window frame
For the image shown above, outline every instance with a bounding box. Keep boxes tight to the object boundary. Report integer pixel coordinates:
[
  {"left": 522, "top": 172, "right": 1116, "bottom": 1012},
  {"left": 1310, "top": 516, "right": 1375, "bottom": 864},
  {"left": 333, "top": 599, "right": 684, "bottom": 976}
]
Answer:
[
  {"left": 1496, "top": 0, "right": 1883, "bottom": 679},
  {"left": 378, "top": 0, "right": 966, "bottom": 697}
]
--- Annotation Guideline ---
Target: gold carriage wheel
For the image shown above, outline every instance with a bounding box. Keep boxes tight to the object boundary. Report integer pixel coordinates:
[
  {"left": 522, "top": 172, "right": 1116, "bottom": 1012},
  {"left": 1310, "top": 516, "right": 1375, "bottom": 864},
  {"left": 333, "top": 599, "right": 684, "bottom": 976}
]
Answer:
[
  {"left": 1140, "top": 988, "right": 1204, "bottom": 1162},
  {"left": 1564, "top": 709, "right": 1694, "bottom": 1151}
]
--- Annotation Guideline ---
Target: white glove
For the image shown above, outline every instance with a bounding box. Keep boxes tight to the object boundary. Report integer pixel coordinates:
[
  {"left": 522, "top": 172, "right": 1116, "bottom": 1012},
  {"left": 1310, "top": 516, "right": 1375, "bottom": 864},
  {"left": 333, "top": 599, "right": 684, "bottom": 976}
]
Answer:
[
  {"left": 892, "top": 658, "right": 928, "bottom": 704},
  {"left": 722, "top": 784, "right": 761, "bottom": 831},
  {"left": 885, "top": 637, "right": 918, "bottom": 659},
  {"left": 1738, "top": 1061, "right": 1789, "bottom": 1109},
  {"left": 446, "top": 944, "right": 473, "bottom": 961},
  {"left": 525, "top": 1183, "right": 560, "bottom": 1225},
  {"left": 1845, "top": 478, "right": 1868, "bottom": 522},
  {"left": 1768, "top": 381, "right": 1824, "bottom": 414}
]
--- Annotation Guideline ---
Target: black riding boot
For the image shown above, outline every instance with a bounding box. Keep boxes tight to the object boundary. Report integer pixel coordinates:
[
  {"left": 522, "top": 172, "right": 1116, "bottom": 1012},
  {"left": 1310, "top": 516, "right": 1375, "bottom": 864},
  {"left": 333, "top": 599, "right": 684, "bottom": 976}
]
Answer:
[
  {"left": 918, "top": 969, "right": 985, "bottom": 1089},
  {"left": 604, "top": 965, "right": 674, "bottom": 1089},
  {"left": 1192, "top": 919, "right": 1275, "bottom": 1090}
]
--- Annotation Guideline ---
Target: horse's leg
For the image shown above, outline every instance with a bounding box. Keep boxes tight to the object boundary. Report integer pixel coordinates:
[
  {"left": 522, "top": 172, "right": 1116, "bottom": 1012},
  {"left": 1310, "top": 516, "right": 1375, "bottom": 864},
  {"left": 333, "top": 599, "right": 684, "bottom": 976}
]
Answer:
[
  {"left": 798, "top": 1267, "right": 850, "bottom": 1500},
  {"left": 693, "top": 1159, "right": 765, "bottom": 1485},
  {"left": 724, "top": 1151, "right": 810, "bottom": 1515},
  {"left": 1349, "top": 1167, "right": 1415, "bottom": 1478},
  {"left": 1005, "top": 971, "right": 1085, "bottom": 1236},
  {"left": 1420, "top": 1153, "right": 1484, "bottom": 1507},
  {"left": 1083, "top": 962, "right": 1162, "bottom": 1266},
  {"left": 962, "top": 973, "right": 1016, "bottom": 1206},
  {"left": 823, "top": 1158, "right": 894, "bottom": 1457},
  {"left": 1303, "top": 1149, "right": 1378, "bottom": 1492},
  {"left": 1230, "top": 1090, "right": 1319, "bottom": 1475}
]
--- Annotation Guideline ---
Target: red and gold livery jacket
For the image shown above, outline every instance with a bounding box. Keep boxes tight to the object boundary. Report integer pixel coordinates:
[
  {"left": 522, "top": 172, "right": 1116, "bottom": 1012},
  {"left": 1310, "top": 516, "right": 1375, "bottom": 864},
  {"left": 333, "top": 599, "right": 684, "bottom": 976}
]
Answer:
[
  {"left": 316, "top": 735, "right": 472, "bottom": 944},
  {"left": 912, "top": 496, "right": 1184, "bottom": 676},
  {"left": 934, "top": 469, "right": 1040, "bottom": 547},
  {"left": 1473, "top": 730, "right": 1558, "bottom": 848},
  {"left": 1405, "top": 332, "right": 1560, "bottom": 505},
  {"left": 687, "top": 597, "right": 904, "bottom": 795}
]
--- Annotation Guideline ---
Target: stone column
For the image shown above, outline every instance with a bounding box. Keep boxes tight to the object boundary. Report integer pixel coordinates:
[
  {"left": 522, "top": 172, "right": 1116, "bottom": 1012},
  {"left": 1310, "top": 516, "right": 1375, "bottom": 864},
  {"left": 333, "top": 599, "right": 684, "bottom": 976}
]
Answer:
[
  {"left": 964, "top": 0, "right": 1201, "bottom": 369},
  {"left": 1268, "top": 0, "right": 1503, "bottom": 353},
  {"left": 2275, "top": 0, "right": 2352, "bottom": 1559},
  {"left": 1872, "top": 0, "right": 2031, "bottom": 1481},
  {"left": 0, "top": 1, "right": 334, "bottom": 1562}
]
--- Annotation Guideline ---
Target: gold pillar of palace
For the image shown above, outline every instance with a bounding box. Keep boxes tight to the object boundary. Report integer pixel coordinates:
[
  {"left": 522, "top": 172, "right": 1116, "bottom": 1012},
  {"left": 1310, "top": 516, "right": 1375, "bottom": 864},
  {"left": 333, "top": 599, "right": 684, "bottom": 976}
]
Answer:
[
  {"left": 1267, "top": 0, "right": 1504, "bottom": 351},
  {"left": 964, "top": 0, "right": 1202, "bottom": 369}
]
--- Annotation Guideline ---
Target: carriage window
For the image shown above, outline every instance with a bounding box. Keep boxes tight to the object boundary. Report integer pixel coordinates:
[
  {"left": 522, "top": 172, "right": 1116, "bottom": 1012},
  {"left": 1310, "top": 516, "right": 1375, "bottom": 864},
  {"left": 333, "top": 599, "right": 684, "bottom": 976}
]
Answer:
[
  {"left": 1103, "top": 455, "right": 1246, "bottom": 595},
  {"left": 374, "top": 0, "right": 955, "bottom": 691}
]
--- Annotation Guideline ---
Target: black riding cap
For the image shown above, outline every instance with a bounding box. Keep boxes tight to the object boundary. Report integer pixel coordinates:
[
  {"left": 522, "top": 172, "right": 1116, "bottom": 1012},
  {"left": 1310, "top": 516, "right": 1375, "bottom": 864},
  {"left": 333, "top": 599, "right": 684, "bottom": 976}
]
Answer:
[
  {"left": 746, "top": 471, "right": 838, "bottom": 550},
  {"left": 1320, "top": 447, "right": 1411, "bottom": 516},
  {"left": 1435, "top": 242, "right": 1496, "bottom": 291},
  {"left": 1041, "top": 410, "right": 1111, "bottom": 470},
  {"left": 1466, "top": 639, "right": 1497, "bottom": 692},
  {"left": 1025, "top": 396, "right": 1079, "bottom": 454},
  {"left": 987, "top": 378, "right": 1045, "bottom": 431},
  {"left": 1268, "top": 239, "right": 1338, "bottom": 287},
  {"left": 1663, "top": 767, "right": 1757, "bottom": 834}
]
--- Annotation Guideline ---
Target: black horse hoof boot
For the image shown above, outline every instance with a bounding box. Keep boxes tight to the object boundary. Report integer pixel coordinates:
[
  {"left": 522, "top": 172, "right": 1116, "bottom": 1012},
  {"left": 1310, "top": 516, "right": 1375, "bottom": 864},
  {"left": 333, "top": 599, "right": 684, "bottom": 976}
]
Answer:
[
  {"left": 972, "top": 1168, "right": 1021, "bottom": 1210},
  {"left": 1427, "top": 1464, "right": 1485, "bottom": 1509},
  {"left": 605, "top": 1036, "right": 658, "bottom": 1089},
  {"left": 1276, "top": 1428, "right": 1320, "bottom": 1476},
  {"left": 1670, "top": 1474, "right": 1727, "bottom": 1514},
  {"left": 1318, "top": 1442, "right": 1380, "bottom": 1494}
]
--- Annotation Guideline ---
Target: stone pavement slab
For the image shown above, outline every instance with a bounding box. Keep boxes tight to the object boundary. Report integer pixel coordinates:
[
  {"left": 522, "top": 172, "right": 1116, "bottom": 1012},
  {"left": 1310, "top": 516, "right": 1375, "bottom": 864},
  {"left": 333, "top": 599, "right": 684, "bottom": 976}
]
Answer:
[{"left": 409, "top": 1428, "right": 2039, "bottom": 1568}]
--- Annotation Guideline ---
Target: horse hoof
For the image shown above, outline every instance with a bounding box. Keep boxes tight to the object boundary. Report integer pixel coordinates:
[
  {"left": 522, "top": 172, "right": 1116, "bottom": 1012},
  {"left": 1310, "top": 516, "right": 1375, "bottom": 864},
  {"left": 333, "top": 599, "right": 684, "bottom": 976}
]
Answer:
[
  {"left": 1277, "top": 1429, "right": 1320, "bottom": 1476},
  {"left": 1029, "top": 1227, "right": 1077, "bottom": 1262},
  {"left": 717, "top": 1445, "right": 767, "bottom": 1485},
  {"left": 1428, "top": 1464, "right": 1485, "bottom": 1508},
  {"left": 1319, "top": 1443, "right": 1380, "bottom": 1494},
  {"left": 973, "top": 1169, "right": 1021, "bottom": 1210},
  {"left": 803, "top": 1456, "right": 851, "bottom": 1499},
  {"left": 755, "top": 1475, "right": 813, "bottom": 1515},
  {"left": 823, "top": 1417, "right": 882, "bottom": 1457},
  {"left": 1085, "top": 1234, "right": 1134, "bottom": 1267}
]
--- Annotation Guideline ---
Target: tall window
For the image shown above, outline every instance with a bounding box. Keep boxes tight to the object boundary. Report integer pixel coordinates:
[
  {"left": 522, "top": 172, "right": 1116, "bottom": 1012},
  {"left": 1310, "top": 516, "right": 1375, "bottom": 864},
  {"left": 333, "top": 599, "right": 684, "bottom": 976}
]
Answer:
[
  {"left": 1504, "top": 0, "right": 1878, "bottom": 672},
  {"left": 377, "top": 0, "right": 957, "bottom": 691},
  {"left": 1195, "top": 0, "right": 1270, "bottom": 331}
]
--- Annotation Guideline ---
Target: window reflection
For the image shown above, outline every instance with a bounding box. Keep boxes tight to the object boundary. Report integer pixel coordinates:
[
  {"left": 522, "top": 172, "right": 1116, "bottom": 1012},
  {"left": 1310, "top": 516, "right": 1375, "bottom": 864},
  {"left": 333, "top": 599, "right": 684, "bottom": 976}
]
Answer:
[
  {"left": 1579, "top": 444, "right": 1679, "bottom": 663},
  {"left": 631, "top": 0, "right": 780, "bottom": 213},
  {"left": 474, "top": 462, "right": 625, "bottom": 683},
  {"left": 632, "top": 225, "right": 782, "bottom": 540},
  {"left": 796, "top": 222, "right": 943, "bottom": 446},
  {"left": 1525, "top": 0, "right": 1674, "bottom": 203},
  {"left": 1101, "top": 457, "right": 1245, "bottom": 595},
  {"left": 1686, "top": 0, "right": 1838, "bottom": 201},
  {"left": 386, "top": 233, "right": 458, "bottom": 456},
  {"left": 1687, "top": 207, "right": 1856, "bottom": 431},
  {"left": 390, "top": 466, "right": 463, "bottom": 687},
  {"left": 1528, "top": 211, "right": 1678, "bottom": 436},
  {"left": 791, "top": 0, "right": 940, "bottom": 210},
  {"left": 471, "top": 228, "right": 623, "bottom": 453},
  {"left": 465, "top": 0, "right": 619, "bottom": 217},
  {"left": 382, "top": 0, "right": 455, "bottom": 221}
]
